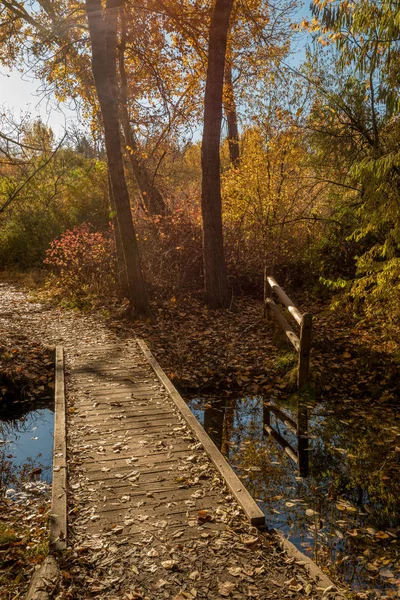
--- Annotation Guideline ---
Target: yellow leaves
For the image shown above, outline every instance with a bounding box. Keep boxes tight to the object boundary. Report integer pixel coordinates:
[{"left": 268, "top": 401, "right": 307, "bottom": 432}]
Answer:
[
  {"left": 299, "top": 17, "right": 321, "bottom": 32},
  {"left": 317, "top": 36, "right": 329, "bottom": 46},
  {"left": 328, "top": 32, "right": 344, "bottom": 42}
]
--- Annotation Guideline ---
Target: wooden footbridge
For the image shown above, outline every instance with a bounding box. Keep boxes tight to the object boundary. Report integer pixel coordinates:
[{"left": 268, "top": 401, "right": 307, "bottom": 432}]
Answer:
[
  {"left": 38, "top": 337, "right": 341, "bottom": 599},
  {"left": 52, "top": 339, "right": 264, "bottom": 547}
]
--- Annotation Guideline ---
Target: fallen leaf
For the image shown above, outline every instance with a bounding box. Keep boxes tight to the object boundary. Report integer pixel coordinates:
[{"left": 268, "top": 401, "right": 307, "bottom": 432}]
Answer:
[{"left": 218, "top": 581, "right": 236, "bottom": 597}]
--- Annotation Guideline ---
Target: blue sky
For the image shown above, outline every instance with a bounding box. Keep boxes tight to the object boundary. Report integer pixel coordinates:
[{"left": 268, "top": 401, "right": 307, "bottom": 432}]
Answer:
[{"left": 0, "top": 67, "right": 77, "bottom": 136}]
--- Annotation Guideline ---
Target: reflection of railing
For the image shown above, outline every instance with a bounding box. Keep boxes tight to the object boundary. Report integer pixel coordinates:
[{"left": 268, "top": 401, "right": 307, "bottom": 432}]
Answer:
[
  {"left": 263, "top": 270, "right": 312, "bottom": 389},
  {"left": 263, "top": 401, "right": 309, "bottom": 477},
  {"left": 263, "top": 270, "right": 311, "bottom": 477}
]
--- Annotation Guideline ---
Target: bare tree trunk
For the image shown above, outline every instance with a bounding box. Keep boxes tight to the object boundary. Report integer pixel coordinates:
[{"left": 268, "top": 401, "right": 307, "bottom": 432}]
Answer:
[
  {"left": 201, "top": 0, "right": 233, "bottom": 309},
  {"left": 108, "top": 170, "right": 129, "bottom": 299},
  {"left": 225, "top": 61, "right": 240, "bottom": 167},
  {"left": 119, "top": 7, "right": 170, "bottom": 217},
  {"left": 86, "top": 0, "right": 152, "bottom": 319}
]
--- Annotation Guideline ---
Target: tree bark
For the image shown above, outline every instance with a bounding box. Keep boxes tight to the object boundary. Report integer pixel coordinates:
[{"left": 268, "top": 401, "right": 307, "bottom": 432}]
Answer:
[
  {"left": 201, "top": 0, "right": 233, "bottom": 309},
  {"left": 108, "top": 170, "right": 129, "bottom": 299},
  {"left": 225, "top": 61, "right": 240, "bottom": 167},
  {"left": 85, "top": 0, "right": 152, "bottom": 319},
  {"left": 119, "top": 7, "right": 170, "bottom": 217}
]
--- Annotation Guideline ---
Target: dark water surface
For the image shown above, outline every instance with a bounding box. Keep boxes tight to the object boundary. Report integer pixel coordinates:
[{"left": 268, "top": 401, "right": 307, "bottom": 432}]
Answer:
[
  {"left": 0, "top": 408, "right": 54, "bottom": 486},
  {"left": 188, "top": 394, "right": 400, "bottom": 595}
]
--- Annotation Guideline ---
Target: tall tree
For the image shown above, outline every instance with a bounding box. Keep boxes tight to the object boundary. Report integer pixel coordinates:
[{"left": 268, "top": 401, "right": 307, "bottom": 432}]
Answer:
[
  {"left": 85, "top": 0, "right": 152, "bottom": 319},
  {"left": 201, "top": 0, "right": 233, "bottom": 309}
]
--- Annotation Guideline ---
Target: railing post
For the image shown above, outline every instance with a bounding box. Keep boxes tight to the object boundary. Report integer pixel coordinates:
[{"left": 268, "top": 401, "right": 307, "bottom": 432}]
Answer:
[
  {"left": 297, "top": 313, "right": 312, "bottom": 389},
  {"left": 263, "top": 265, "right": 272, "bottom": 319},
  {"left": 297, "top": 313, "right": 311, "bottom": 477},
  {"left": 297, "top": 401, "right": 309, "bottom": 477}
]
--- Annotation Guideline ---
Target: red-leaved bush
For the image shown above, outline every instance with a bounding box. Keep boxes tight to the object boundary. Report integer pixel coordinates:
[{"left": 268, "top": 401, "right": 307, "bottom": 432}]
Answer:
[{"left": 44, "top": 223, "right": 116, "bottom": 302}]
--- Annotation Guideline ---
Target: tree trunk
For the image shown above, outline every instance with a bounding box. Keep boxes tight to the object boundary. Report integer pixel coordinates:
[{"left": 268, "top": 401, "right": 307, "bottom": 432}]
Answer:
[
  {"left": 108, "top": 170, "right": 129, "bottom": 299},
  {"left": 119, "top": 7, "right": 170, "bottom": 217},
  {"left": 201, "top": 0, "right": 233, "bottom": 309},
  {"left": 85, "top": 0, "right": 152, "bottom": 319},
  {"left": 225, "top": 61, "right": 240, "bottom": 167},
  {"left": 204, "top": 398, "right": 226, "bottom": 450}
]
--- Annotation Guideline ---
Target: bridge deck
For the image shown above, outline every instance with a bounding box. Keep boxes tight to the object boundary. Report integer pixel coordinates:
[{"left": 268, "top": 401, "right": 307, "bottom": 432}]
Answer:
[
  {"left": 67, "top": 339, "right": 262, "bottom": 541},
  {"left": 63, "top": 339, "right": 331, "bottom": 598}
]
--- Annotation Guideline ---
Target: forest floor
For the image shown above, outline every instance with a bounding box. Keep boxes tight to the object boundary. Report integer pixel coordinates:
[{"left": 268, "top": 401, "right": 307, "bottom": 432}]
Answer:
[{"left": 0, "top": 280, "right": 398, "bottom": 598}]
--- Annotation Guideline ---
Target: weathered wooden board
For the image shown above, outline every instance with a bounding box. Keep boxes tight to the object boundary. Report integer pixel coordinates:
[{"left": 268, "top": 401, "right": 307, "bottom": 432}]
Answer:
[
  {"left": 49, "top": 346, "right": 67, "bottom": 552},
  {"left": 137, "top": 338, "right": 265, "bottom": 526}
]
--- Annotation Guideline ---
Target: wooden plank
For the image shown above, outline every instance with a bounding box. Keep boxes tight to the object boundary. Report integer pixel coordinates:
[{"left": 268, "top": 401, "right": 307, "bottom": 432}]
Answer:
[
  {"left": 83, "top": 426, "right": 192, "bottom": 441},
  {"left": 76, "top": 407, "right": 173, "bottom": 419},
  {"left": 137, "top": 338, "right": 265, "bottom": 526},
  {"left": 50, "top": 346, "right": 67, "bottom": 552},
  {"left": 265, "top": 298, "right": 300, "bottom": 352},
  {"left": 83, "top": 449, "right": 190, "bottom": 471},
  {"left": 79, "top": 428, "right": 193, "bottom": 448},
  {"left": 267, "top": 276, "right": 303, "bottom": 326},
  {"left": 81, "top": 413, "right": 174, "bottom": 426},
  {"left": 265, "top": 426, "right": 298, "bottom": 465},
  {"left": 85, "top": 518, "right": 225, "bottom": 537},
  {"left": 264, "top": 424, "right": 299, "bottom": 465},
  {"left": 265, "top": 403, "right": 297, "bottom": 435},
  {"left": 75, "top": 390, "right": 163, "bottom": 400},
  {"left": 95, "top": 480, "right": 220, "bottom": 500},
  {"left": 25, "top": 555, "right": 60, "bottom": 600}
]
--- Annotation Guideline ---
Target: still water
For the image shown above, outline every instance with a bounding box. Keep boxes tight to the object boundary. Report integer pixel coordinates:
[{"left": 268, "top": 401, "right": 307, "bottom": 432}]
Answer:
[
  {"left": 0, "top": 408, "right": 54, "bottom": 488},
  {"left": 188, "top": 394, "right": 400, "bottom": 595}
]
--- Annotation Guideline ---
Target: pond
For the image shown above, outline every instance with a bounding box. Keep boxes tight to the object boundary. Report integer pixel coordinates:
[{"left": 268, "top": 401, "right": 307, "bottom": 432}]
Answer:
[
  {"left": 188, "top": 394, "right": 400, "bottom": 595},
  {"left": 0, "top": 407, "right": 54, "bottom": 495}
]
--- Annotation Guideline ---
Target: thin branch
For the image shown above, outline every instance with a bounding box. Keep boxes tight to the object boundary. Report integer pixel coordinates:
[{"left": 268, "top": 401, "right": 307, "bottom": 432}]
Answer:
[{"left": 0, "top": 134, "right": 66, "bottom": 215}]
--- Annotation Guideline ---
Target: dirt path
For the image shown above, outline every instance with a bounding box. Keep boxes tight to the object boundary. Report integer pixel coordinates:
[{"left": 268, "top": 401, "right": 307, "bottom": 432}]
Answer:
[{"left": 0, "top": 283, "right": 343, "bottom": 599}]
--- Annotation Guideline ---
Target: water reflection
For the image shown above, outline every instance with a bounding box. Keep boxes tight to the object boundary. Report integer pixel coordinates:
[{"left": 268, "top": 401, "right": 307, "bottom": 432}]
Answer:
[
  {"left": 263, "top": 400, "right": 309, "bottom": 477},
  {"left": 189, "top": 395, "right": 400, "bottom": 594},
  {"left": 0, "top": 408, "right": 54, "bottom": 493}
]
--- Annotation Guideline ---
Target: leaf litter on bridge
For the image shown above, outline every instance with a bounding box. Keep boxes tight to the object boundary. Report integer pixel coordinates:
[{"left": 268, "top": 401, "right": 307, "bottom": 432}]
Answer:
[{"left": 0, "top": 283, "right": 345, "bottom": 599}]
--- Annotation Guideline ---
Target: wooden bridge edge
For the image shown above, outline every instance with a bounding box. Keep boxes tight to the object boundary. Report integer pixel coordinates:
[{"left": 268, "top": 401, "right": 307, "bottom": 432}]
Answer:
[
  {"left": 25, "top": 347, "right": 66, "bottom": 599},
  {"left": 50, "top": 346, "right": 67, "bottom": 552},
  {"left": 275, "top": 532, "right": 346, "bottom": 598},
  {"left": 136, "top": 338, "right": 266, "bottom": 527}
]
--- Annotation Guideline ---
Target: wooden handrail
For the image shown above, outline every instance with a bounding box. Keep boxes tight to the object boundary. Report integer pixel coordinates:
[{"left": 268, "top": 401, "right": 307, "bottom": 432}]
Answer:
[
  {"left": 264, "top": 424, "right": 299, "bottom": 465},
  {"left": 267, "top": 276, "right": 303, "bottom": 326},
  {"left": 265, "top": 298, "right": 300, "bottom": 352},
  {"left": 263, "top": 270, "right": 312, "bottom": 390},
  {"left": 265, "top": 403, "right": 297, "bottom": 435}
]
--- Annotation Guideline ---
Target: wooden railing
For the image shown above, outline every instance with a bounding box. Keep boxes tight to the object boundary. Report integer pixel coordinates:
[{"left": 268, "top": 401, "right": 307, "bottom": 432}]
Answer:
[
  {"left": 263, "top": 270, "right": 312, "bottom": 389},
  {"left": 263, "top": 270, "right": 312, "bottom": 477},
  {"left": 263, "top": 401, "right": 309, "bottom": 477}
]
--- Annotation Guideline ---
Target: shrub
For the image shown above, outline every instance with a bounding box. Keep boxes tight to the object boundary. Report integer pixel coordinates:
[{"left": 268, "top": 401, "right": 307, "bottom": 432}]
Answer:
[{"left": 44, "top": 223, "right": 116, "bottom": 304}]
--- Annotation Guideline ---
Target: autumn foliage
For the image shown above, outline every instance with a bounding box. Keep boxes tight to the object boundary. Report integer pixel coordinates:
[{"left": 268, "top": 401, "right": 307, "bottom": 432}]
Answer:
[{"left": 44, "top": 224, "right": 116, "bottom": 304}]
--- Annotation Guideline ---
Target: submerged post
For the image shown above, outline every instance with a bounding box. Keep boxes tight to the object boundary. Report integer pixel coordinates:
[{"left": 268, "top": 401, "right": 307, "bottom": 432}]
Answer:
[{"left": 297, "top": 401, "right": 309, "bottom": 477}]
